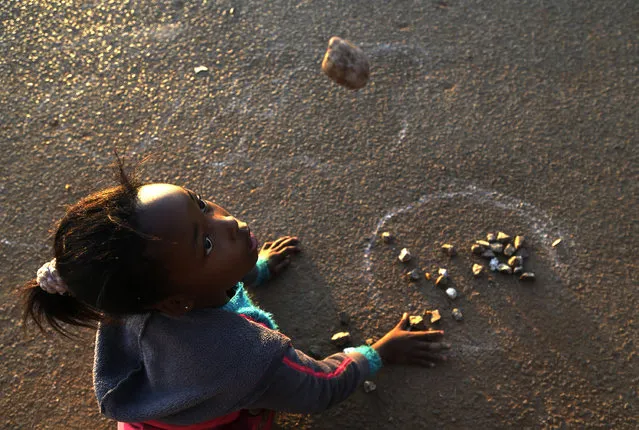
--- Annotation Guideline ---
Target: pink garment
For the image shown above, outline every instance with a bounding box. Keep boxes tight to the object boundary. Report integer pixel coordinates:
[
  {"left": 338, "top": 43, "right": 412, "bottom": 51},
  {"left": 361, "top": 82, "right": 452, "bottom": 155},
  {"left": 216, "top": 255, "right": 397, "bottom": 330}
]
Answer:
[{"left": 118, "top": 409, "right": 273, "bottom": 430}]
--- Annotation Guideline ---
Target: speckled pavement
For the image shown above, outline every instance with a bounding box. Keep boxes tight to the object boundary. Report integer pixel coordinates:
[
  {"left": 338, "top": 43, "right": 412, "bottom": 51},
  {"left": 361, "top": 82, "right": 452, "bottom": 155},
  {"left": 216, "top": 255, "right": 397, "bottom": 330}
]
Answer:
[{"left": 1, "top": 1, "right": 637, "bottom": 428}]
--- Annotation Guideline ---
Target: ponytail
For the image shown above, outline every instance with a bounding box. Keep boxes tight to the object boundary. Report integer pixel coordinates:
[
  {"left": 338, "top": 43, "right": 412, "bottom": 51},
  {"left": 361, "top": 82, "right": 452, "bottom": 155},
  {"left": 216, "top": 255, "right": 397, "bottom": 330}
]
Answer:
[
  {"left": 21, "top": 279, "right": 103, "bottom": 338},
  {"left": 20, "top": 154, "right": 173, "bottom": 338}
]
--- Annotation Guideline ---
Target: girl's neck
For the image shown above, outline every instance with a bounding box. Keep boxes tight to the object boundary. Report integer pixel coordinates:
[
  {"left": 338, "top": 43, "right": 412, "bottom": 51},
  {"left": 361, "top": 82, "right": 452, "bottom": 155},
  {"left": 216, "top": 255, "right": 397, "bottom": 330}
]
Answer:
[{"left": 198, "top": 283, "right": 238, "bottom": 309}]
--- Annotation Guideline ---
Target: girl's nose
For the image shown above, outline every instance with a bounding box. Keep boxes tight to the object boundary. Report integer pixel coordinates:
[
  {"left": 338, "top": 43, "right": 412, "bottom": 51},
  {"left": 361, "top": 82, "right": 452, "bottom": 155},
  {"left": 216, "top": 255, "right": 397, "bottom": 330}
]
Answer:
[{"left": 222, "top": 217, "right": 246, "bottom": 240}]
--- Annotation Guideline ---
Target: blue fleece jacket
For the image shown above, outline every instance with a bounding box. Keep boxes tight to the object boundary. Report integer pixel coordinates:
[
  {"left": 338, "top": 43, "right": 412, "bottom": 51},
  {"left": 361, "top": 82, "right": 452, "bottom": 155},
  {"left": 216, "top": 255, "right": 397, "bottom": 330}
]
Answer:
[{"left": 93, "top": 283, "right": 381, "bottom": 425}]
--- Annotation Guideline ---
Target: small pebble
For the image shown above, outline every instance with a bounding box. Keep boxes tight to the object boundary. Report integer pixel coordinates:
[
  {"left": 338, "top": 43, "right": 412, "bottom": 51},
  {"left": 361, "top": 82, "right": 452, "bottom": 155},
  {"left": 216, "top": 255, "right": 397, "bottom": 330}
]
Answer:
[
  {"left": 438, "top": 268, "right": 449, "bottom": 278},
  {"left": 426, "top": 309, "right": 441, "bottom": 324},
  {"left": 194, "top": 65, "right": 209, "bottom": 75},
  {"left": 490, "top": 242, "right": 504, "bottom": 254},
  {"left": 331, "top": 332, "right": 351, "bottom": 347},
  {"left": 497, "top": 263, "right": 513, "bottom": 275},
  {"left": 381, "top": 231, "right": 393, "bottom": 243},
  {"left": 363, "top": 380, "right": 377, "bottom": 393},
  {"left": 514, "top": 235, "right": 525, "bottom": 250},
  {"left": 497, "top": 232, "right": 511, "bottom": 243},
  {"left": 424, "top": 272, "right": 432, "bottom": 281},
  {"left": 398, "top": 248, "right": 412, "bottom": 263},
  {"left": 441, "top": 244, "right": 456, "bottom": 257},
  {"left": 472, "top": 263, "right": 484, "bottom": 277},
  {"left": 435, "top": 275, "right": 447, "bottom": 287},
  {"left": 487, "top": 233, "right": 496, "bottom": 242},
  {"left": 452, "top": 308, "right": 463, "bottom": 321},
  {"left": 321, "top": 36, "right": 370, "bottom": 90},
  {"left": 476, "top": 240, "right": 491, "bottom": 248},
  {"left": 513, "top": 266, "right": 524, "bottom": 276},
  {"left": 64, "top": 184, "right": 71, "bottom": 190},
  {"left": 503, "top": 243, "right": 516, "bottom": 257},
  {"left": 338, "top": 311, "right": 350, "bottom": 325},
  {"left": 482, "top": 250, "right": 496, "bottom": 259},
  {"left": 445, "top": 287, "right": 458, "bottom": 299},
  {"left": 408, "top": 315, "right": 426, "bottom": 331},
  {"left": 508, "top": 256, "right": 523, "bottom": 268},
  {"left": 471, "top": 244, "right": 484, "bottom": 255},
  {"left": 366, "top": 338, "right": 375, "bottom": 346},
  {"left": 520, "top": 272, "right": 536, "bottom": 282},
  {"left": 408, "top": 269, "right": 421, "bottom": 282},
  {"left": 489, "top": 257, "right": 500, "bottom": 271},
  {"left": 552, "top": 238, "right": 562, "bottom": 247}
]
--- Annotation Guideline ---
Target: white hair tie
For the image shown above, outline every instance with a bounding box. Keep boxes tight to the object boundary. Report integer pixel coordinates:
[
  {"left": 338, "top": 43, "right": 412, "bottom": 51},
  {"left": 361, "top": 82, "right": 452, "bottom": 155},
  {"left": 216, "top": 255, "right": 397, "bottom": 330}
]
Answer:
[{"left": 36, "top": 259, "right": 69, "bottom": 295}]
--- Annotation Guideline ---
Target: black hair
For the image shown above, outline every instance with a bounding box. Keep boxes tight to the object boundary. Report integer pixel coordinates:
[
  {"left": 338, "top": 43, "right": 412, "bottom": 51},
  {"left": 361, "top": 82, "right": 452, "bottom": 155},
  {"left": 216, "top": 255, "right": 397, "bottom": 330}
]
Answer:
[{"left": 21, "top": 156, "right": 171, "bottom": 337}]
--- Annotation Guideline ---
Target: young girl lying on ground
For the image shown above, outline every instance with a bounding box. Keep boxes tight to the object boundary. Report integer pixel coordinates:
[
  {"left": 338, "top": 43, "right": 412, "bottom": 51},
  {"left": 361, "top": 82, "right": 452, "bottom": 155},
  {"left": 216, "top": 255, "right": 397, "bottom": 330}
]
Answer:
[{"left": 22, "top": 160, "right": 450, "bottom": 429}]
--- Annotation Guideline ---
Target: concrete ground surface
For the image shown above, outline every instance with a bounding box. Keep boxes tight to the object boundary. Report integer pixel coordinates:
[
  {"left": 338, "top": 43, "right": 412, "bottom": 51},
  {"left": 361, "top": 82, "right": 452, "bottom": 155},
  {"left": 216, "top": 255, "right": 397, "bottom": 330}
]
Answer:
[{"left": 1, "top": 0, "right": 637, "bottom": 428}]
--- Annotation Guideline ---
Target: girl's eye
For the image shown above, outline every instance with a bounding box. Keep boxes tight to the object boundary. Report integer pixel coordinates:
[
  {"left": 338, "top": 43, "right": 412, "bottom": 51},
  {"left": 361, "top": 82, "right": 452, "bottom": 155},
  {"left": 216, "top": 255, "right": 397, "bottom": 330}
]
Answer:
[
  {"left": 204, "top": 236, "right": 214, "bottom": 256},
  {"left": 197, "top": 195, "right": 207, "bottom": 212}
]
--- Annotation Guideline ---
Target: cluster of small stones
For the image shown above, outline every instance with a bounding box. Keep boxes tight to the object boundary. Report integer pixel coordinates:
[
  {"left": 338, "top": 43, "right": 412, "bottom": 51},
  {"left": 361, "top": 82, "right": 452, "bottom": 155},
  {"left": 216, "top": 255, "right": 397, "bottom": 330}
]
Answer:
[
  {"left": 377, "top": 232, "right": 462, "bottom": 319},
  {"left": 409, "top": 307, "right": 460, "bottom": 331},
  {"left": 333, "top": 230, "right": 544, "bottom": 364},
  {"left": 471, "top": 232, "right": 535, "bottom": 281}
]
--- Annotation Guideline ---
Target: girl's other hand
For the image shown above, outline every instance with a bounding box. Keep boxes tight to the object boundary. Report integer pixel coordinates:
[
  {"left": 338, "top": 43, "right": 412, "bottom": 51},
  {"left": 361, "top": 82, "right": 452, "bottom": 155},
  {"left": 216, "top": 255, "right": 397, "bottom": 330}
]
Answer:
[
  {"left": 372, "top": 313, "right": 451, "bottom": 368},
  {"left": 259, "top": 236, "right": 301, "bottom": 277}
]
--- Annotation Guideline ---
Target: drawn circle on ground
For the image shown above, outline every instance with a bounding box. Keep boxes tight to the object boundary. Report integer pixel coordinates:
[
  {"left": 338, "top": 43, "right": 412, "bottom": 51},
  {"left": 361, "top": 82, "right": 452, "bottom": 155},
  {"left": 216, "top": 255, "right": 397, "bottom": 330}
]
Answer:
[
  {"left": 357, "top": 184, "right": 581, "bottom": 357},
  {"left": 363, "top": 184, "right": 576, "bottom": 304}
]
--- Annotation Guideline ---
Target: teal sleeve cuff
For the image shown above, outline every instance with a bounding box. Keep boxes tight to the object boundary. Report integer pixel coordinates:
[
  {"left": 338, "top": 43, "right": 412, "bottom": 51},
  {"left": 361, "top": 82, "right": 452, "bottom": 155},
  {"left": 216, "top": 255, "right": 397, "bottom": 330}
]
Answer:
[
  {"left": 343, "top": 345, "right": 383, "bottom": 376},
  {"left": 255, "top": 256, "right": 271, "bottom": 286}
]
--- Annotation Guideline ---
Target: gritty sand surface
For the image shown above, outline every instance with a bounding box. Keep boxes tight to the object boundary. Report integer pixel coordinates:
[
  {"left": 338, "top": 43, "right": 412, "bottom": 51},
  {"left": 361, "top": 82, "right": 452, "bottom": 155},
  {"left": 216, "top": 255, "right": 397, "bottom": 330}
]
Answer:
[{"left": 1, "top": 0, "right": 637, "bottom": 428}]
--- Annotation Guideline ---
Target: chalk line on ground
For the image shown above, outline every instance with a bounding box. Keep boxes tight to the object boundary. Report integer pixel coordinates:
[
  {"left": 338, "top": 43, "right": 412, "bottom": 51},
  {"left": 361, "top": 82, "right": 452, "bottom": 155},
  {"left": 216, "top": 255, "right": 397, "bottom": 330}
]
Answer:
[{"left": 362, "top": 183, "right": 575, "bottom": 303}]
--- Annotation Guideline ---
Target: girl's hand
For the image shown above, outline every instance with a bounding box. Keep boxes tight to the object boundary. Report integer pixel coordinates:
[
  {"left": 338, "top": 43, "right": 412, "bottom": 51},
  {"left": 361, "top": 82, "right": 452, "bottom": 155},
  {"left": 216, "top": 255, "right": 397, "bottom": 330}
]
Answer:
[
  {"left": 259, "top": 236, "right": 301, "bottom": 278},
  {"left": 372, "top": 313, "right": 451, "bottom": 368}
]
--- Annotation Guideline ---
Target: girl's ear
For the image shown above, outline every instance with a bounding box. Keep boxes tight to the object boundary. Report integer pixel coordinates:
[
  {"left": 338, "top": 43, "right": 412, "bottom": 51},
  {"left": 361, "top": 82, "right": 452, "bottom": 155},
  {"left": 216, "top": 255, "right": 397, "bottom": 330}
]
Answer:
[{"left": 152, "top": 295, "right": 196, "bottom": 316}]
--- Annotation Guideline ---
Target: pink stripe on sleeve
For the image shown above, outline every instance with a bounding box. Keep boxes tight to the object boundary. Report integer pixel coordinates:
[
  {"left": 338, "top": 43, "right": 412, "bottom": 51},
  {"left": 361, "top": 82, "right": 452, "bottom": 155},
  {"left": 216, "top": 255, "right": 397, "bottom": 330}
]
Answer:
[
  {"left": 282, "top": 356, "right": 354, "bottom": 379},
  {"left": 238, "top": 314, "right": 269, "bottom": 329}
]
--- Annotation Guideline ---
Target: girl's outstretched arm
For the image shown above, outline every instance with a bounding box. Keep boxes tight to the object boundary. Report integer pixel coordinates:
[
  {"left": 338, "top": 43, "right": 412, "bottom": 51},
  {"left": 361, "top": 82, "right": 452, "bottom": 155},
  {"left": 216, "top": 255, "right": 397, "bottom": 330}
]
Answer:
[
  {"left": 243, "top": 343, "right": 381, "bottom": 413},
  {"left": 242, "top": 313, "right": 449, "bottom": 414}
]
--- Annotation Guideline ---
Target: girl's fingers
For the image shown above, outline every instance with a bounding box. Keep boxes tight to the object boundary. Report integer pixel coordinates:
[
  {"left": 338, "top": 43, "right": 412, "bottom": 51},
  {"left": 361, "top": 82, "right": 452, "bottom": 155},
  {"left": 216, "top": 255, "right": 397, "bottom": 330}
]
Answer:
[
  {"left": 396, "top": 313, "right": 410, "bottom": 330},
  {"left": 269, "top": 238, "right": 285, "bottom": 248},
  {"left": 409, "top": 330, "right": 446, "bottom": 342},
  {"left": 268, "top": 246, "right": 301, "bottom": 258},
  {"left": 278, "top": 245, "right": 302, "bottom": 255},
  {"left": 270, "top": 251, "right": 292, "bottom": 265},
  {"left": 272, "top": 236, "right": 299, "bottom": 248},
  {"left": 274, "top": 240, "right": 301, "bottom": 252}
]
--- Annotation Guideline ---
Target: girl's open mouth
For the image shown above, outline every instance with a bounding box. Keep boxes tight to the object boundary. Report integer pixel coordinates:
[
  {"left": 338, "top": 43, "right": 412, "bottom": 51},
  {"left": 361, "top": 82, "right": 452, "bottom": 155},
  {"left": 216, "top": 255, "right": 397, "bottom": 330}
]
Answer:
[{"left": 249, "top": 232, "right": 258, "bottom": 252}]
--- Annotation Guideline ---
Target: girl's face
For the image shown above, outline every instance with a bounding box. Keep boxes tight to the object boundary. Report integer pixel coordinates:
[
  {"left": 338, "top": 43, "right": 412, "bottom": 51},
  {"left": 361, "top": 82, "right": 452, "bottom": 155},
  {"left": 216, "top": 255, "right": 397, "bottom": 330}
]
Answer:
[{"left": 136, "top": 183, "right": 259, "bottom": 313}]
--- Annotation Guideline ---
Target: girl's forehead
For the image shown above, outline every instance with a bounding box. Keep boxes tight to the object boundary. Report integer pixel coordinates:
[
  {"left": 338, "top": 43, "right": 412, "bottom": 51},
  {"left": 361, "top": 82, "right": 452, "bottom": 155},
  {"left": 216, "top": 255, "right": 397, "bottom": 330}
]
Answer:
[
  {"left": 137, "top": 183, "right": 184, "bottom": 205},
  {"left": 136, "top": 184, "right": 193, "bottom": 237}
]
